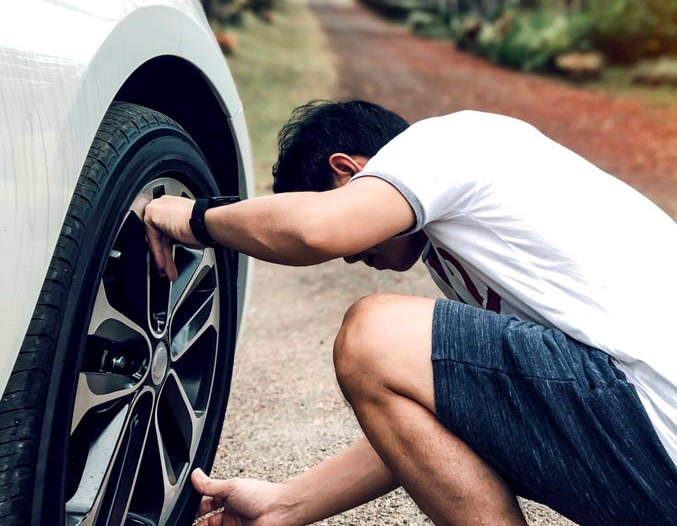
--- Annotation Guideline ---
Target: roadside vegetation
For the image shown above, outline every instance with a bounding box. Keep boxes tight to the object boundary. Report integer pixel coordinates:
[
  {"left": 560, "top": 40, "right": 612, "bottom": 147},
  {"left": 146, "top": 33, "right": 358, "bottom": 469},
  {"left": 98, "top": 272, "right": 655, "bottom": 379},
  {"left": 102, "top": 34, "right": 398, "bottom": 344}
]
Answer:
[
  {"left": 205, "top": 0, "right": 337, "bottom": 189},
  {"left": 367, "top": 0, "right": 677, "bottom": 104}
]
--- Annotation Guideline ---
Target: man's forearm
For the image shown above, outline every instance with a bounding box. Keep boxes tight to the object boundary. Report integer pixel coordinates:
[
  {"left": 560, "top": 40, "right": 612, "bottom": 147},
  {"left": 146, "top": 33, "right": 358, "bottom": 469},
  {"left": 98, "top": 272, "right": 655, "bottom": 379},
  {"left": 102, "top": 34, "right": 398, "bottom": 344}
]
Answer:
[
  {"left": 202, "top": 178, "right": 414, "bottom": 266},
  {"left": 275, "top": 436, "right": 398, "bottom": 526},
  {"left": 204, "top": 193, "right": 335, "bottom": 266}
]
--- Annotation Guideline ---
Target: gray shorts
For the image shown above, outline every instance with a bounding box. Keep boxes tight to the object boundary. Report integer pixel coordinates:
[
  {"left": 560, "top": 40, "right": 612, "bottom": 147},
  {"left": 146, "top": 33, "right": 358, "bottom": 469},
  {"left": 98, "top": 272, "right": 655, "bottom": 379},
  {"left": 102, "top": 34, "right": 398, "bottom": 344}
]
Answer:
[{"left": 431, "top": 299, "right": 677, "bottom": 526}]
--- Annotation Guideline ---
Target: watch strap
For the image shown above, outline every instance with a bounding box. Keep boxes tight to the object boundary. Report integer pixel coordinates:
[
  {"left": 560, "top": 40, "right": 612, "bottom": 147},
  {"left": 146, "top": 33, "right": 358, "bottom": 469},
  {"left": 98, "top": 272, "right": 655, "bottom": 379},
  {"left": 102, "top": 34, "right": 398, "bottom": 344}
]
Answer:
[{"left": 189, "top": 196, "right": 240, "bottom": 247}]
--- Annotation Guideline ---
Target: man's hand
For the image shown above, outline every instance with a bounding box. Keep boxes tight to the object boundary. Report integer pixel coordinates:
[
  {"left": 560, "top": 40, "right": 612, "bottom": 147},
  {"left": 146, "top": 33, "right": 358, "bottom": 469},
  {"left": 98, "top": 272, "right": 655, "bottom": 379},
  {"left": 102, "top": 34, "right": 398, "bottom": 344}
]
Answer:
[
  {"left": 143, "top": 195, "right": 202, "bottom": 281},
  {"left": 191, "top": 468, "right": 287, "bottom": 526},
  {"left": 190, "top": 438, "right": 397, "bottom": 526}
]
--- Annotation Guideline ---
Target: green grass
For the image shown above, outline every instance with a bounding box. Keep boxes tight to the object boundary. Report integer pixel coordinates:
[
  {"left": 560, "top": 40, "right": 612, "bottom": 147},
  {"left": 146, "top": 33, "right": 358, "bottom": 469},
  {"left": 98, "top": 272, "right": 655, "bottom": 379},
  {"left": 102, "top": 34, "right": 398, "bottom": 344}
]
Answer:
[
  {"left": 577, "top": 65, "right": 677, "bottom": 108},
  {"left": 223, "top": 0, "right": 337, "bottom": 191}
]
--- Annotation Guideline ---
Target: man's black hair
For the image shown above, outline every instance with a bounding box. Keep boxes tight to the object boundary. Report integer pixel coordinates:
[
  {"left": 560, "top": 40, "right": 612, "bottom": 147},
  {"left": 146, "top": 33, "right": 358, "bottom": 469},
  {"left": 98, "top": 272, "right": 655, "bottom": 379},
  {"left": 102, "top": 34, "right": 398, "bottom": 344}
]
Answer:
[{"left": 272, "top": 100, "right": 409, "bottom": 193}]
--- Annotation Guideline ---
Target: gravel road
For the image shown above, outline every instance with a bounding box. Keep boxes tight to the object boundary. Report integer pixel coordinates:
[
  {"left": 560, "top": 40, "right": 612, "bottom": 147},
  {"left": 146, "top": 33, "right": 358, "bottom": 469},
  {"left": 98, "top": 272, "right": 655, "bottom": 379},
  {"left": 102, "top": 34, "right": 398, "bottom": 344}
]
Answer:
[{"left": 211, "top": 0, "right": 677, "bottom": 524}]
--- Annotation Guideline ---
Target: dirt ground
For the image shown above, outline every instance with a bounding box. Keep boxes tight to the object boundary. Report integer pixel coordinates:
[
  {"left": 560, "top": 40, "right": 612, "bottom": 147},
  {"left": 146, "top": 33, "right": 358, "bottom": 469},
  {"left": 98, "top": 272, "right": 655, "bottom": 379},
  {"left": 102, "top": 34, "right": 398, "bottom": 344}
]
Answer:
[{"left": 212, "top": 0, "right": 677, "bottom": 524}]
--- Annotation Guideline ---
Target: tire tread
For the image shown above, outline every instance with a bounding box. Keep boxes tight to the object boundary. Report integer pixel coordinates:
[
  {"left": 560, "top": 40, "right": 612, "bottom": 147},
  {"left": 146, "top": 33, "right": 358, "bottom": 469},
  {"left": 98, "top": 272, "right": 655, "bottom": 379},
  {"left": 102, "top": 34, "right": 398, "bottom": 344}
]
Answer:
[{"left": 0, "top": 102, "right": 185, "bottom": 524}]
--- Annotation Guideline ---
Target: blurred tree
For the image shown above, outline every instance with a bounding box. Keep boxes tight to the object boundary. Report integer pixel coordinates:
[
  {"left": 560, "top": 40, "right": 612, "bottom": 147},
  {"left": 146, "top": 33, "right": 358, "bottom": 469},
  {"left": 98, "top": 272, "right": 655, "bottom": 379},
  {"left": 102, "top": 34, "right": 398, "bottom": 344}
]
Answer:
[
  {"left": 587, "top": 0, "right": 677, "bottom": 62},
  {"left": 201, "top": 0, "right": 275, "bottom": 26},
  {"left": 519, "top": 0, "right": 539, "bottom": 8},
  {"left": 201, "top": 0, "right": 218, "bottom": 25}
]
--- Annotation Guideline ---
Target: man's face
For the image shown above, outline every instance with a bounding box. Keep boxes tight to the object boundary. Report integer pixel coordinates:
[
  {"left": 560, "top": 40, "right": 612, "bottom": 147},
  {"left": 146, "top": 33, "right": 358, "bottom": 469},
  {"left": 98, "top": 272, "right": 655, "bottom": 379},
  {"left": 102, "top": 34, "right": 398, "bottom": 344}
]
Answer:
[
  {"left": 328, "top": 153, "right": 427, "bottom": 271},
  {"left": 343, "top": 232, "right": 427, "bottom": 272}
]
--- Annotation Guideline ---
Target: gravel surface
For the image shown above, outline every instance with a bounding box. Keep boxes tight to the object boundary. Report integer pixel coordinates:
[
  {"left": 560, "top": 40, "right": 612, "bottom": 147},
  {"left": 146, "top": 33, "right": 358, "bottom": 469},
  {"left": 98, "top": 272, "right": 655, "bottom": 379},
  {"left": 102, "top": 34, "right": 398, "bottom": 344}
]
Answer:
[{"left": 212, "top": 0, "right": 677, "bottom": 524}]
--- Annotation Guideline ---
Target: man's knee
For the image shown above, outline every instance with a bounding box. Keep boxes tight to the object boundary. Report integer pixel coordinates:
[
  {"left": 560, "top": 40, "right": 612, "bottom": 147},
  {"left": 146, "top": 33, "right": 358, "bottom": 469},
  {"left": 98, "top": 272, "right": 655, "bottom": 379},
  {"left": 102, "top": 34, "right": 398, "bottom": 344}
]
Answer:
[
  {"left": 334, "top": 293, "right": 437, "bottom": 412},
  {"left": 333, "top": 294, "right": 400, "bottom": 401}
]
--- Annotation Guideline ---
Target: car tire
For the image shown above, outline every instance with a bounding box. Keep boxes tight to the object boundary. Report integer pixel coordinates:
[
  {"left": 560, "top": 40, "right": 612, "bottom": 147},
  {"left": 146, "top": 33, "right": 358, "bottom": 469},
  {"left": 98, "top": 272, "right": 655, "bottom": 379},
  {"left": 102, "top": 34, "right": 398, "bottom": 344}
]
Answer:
[{"left": 0, "top": 102, "right": 238, "bottom": 526}]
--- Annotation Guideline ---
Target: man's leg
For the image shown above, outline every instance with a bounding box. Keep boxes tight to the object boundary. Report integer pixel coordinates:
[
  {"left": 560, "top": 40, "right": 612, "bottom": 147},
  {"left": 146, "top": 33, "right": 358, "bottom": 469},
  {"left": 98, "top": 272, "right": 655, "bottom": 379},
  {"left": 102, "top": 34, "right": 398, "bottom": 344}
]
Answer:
[{"left": 333, "top": 293, "right": 527, "bottom": 526}]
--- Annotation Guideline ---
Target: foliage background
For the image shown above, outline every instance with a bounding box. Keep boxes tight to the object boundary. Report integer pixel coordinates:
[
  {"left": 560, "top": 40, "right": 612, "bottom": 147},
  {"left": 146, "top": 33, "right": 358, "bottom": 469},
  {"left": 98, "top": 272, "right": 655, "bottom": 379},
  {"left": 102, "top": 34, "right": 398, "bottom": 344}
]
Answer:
[
  {"left": 223, "top": 1, "right": 336, "bottom": 187},
  {"left": 403, "top": 0, "right": 677, "bottom": 73}
]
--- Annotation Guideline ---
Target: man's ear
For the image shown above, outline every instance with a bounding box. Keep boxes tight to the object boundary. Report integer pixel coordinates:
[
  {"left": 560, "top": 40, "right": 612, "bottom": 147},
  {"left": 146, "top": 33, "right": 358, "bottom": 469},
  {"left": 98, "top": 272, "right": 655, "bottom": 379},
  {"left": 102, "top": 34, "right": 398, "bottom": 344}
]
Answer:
[{"left": 329, "top": 153, "right": 368, "bottom": 188}]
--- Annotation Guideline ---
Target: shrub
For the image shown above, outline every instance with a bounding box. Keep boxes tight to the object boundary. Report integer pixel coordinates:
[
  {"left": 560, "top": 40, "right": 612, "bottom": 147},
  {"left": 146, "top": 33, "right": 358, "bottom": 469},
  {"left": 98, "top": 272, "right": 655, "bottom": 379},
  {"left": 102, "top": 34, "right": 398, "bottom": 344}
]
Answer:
[
  {"left": 446, "top": 0, "right": 677, "bottom": 72},
  {"left": 408, "top": 11, "right": 451, "bottom": 39},
  {"left": 500, "top": 12, "right": 570, "bottom": 70},
  {"left": 586, "top": 0, "right": 677, "bottom": 62},
  {"left": 467, "top": 10, "right": 589, "bottom": 71}
]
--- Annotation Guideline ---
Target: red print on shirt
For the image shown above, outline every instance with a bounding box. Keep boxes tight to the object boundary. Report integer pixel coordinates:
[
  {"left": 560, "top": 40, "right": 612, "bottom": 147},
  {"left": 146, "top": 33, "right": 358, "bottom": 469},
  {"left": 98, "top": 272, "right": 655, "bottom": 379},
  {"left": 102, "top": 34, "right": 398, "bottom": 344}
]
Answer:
[{"left": 427, "top": 247, "right": 502, "bottom": 313}]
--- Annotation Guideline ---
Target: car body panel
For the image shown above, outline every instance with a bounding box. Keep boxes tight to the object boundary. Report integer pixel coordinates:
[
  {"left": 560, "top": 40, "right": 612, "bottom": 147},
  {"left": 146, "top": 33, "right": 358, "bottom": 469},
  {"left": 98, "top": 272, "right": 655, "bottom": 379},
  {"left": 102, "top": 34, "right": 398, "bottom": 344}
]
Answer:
[
  {"left": 230, "top": 109, "right": 255, "bottom": 334},
  {"left": 0, "top": 0, "right": 253, "bottom": 393}
]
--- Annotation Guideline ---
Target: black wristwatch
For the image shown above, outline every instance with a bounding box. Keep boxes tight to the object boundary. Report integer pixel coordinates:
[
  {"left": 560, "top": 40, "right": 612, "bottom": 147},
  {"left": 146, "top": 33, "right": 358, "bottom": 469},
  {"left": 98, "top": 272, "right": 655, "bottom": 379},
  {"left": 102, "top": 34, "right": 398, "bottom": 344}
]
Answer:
[{"left": 189, "top": 196, "right": 241, "bottom": 247}]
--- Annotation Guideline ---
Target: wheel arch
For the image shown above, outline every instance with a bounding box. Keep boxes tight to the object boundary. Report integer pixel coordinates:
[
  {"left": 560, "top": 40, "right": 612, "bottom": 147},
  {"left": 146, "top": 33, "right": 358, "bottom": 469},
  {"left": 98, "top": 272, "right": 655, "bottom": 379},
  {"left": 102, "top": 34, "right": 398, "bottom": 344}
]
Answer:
[
  {"left": 115, "top": 55, "right": 240, "bottom": 196},
  {"left": 114, "top": 56, "right": 254, "bottom": 338}
]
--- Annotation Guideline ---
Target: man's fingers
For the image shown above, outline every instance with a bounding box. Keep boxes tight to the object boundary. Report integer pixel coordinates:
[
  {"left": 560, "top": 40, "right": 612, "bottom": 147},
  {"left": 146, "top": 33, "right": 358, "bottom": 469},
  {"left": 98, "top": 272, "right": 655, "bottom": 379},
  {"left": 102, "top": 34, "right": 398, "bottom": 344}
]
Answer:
[
  {"left": 145, "top": 222, "right": 168, "bottom": 275},
  {"left": 209, "top": 508, "right": 225, "bottom": 526},
  {"left": 143, "top": 199, "right": 171, "bottom": 279},
  {"left": 198, "top": 495, "right": 215, "bottom": 517},
  {"left": 161, "top": 234, "right": 178, "bottom": 281},
  {"left": 143, "top": 196, "right": 205, "bottom": 280},
  {"left": 194, "top": 499, "right": 230, "bottom": 526},
  {"left": 192, "top": 468, "right": 234, "bottom": 498},
  {"left": 145, "top": 223, "right": 178, "bottom": 280}
]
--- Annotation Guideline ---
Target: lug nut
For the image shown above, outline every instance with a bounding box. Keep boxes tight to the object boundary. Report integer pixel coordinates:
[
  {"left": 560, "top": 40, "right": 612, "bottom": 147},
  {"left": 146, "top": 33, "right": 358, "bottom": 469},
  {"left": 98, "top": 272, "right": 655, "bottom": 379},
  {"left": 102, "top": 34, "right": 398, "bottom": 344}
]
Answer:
[{"left": 112, "top": 356, "right": 126, "bottom": 371}]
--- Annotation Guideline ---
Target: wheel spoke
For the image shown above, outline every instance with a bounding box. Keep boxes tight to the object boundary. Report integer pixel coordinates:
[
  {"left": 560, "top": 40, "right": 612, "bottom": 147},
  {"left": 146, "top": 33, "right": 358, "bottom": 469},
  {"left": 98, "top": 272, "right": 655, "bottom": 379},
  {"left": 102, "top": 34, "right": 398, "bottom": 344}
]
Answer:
[
  {"left": 169, "top": 248, "right": 214, "bottom": 316},
  {"left": 172, "top": 327, "right": 218, "bottom": 414},
  {"left": 167, "top": 370, "right": 203, "bottom": 456},
  {"left": 102, "top": 211, "right": 149, "bottom": 330},
  {"left": 127, "top": 419, "right": 167, "bottom": 526},
  {"left": 170, "top": 290, "right": 217, "bottom": 361},
  {"left": 138, "top": 371, "right": 208, "bottom": 526},
  {"left": 128, "top": 193, "right": 151, "bottom": 224},
  {"left": 66, "top": 389, "right": 154, "bottom": 526},
  {"left": 155, "top": 418, "right": 182, "bottom": 526},
  {"left": 78, "top": 283, "right": 151, "bottom": 434},
  {"left": 89, "top": 282, "right": 151, "bottom": 342},
  {"left": 157, "top": 372, "right": 201, "bottom": 476},
  {"left": 148, "top": 249, "right": 171, "bottom": 337},
  {"left": 65, "top": 406, "right": 127, "bottom": 526},
  {"left": 95, "top": 389, "right": 154, "bottom": 526},
  {"left": 71, "top": 372, "right": 136, "bottom": 435}
]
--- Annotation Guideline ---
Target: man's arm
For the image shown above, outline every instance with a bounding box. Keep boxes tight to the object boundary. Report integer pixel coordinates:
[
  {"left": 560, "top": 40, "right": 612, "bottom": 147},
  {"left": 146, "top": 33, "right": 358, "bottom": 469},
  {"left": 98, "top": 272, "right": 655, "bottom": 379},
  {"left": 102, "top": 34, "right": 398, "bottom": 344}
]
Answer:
[
  {"left": 143, "top": 176, "right": 414, "bottom": 279},
  {"left": 191, "top": 436, "right": 398, "bottom": 526},
  {"left": 276, "top": 436, "right": 398, "bottom": 525}
]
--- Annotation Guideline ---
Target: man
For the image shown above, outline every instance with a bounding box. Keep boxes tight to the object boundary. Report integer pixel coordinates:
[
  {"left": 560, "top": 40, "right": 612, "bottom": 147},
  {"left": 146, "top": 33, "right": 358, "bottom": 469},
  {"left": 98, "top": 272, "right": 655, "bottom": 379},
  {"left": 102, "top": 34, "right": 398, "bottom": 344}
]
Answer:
[{"left": 144, "top": 100, "right": 677, "bottom": 526}]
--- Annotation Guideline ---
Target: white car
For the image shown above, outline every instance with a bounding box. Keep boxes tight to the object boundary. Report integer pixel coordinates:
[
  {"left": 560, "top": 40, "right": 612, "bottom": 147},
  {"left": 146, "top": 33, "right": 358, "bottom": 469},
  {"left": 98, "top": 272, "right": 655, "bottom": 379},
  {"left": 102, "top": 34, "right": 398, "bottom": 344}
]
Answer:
[{"left": 0, "top": 2, "right": 253, "bottom": 525}]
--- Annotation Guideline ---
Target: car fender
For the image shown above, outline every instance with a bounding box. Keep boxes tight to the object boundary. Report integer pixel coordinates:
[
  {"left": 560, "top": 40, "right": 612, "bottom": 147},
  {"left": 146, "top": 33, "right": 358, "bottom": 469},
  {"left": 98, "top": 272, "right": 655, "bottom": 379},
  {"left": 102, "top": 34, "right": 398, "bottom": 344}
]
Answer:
[{"left": 0, "top": 0, "right": 253, "bottom": 393}]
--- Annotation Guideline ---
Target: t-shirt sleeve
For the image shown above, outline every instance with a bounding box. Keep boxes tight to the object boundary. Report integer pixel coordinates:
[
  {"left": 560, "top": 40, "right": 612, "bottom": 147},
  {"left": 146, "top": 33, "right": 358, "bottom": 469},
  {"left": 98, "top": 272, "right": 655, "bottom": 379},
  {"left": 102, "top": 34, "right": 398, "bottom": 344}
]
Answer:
[{"left": 351, "top": 111, "right": 511, "bottom": 233}]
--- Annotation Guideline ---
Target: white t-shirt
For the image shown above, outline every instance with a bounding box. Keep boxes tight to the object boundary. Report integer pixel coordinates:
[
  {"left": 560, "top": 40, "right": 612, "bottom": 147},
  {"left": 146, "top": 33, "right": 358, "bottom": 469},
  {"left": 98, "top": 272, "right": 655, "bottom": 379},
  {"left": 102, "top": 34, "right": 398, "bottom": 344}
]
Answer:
[{"left": 354, "top": 110, "right": 677, "bottom": 466}]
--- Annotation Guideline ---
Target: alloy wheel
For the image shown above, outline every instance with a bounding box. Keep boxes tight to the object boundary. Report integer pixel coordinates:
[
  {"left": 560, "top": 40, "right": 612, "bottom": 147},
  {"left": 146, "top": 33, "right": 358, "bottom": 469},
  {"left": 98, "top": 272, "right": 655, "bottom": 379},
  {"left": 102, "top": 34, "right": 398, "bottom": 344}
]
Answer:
[{"left": 64, "top": 177, "right": 221, "bottom": 526}]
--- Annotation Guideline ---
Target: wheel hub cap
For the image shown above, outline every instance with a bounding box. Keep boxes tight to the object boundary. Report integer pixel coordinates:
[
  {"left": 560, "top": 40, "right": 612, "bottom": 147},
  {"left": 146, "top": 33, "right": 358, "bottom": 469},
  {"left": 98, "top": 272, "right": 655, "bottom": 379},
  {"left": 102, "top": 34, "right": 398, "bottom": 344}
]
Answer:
[{"left": 151, "top": 342, "right": 169, "bottom": 385}]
